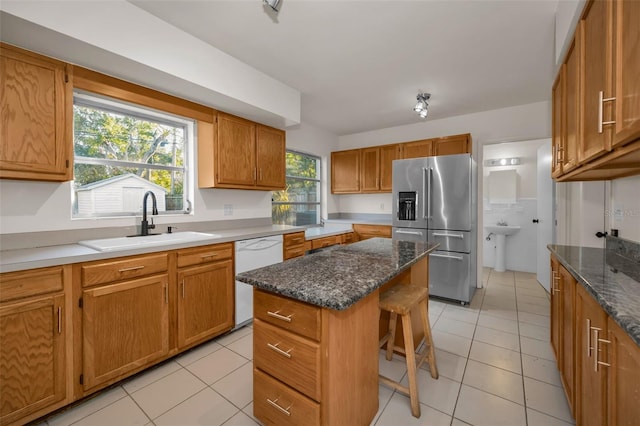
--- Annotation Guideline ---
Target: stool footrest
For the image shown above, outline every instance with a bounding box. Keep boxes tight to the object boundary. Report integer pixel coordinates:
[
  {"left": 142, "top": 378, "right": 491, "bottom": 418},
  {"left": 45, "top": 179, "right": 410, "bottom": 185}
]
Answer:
[{"left": 379, "top": 374, "right": 411, "bottom": 397}]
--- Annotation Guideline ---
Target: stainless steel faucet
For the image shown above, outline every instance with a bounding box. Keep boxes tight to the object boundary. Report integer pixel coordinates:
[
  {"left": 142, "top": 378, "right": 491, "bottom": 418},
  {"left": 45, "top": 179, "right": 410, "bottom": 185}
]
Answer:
[{"left": 141, "top": 191, "right": 158, "bottom": 236}]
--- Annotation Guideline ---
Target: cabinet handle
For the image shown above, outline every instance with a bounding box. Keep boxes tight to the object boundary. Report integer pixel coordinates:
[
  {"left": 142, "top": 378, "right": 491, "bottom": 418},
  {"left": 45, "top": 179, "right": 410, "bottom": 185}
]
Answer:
[
  {"left": 598, "top": 91, "right": 616, "bottom": 133},
  {"left": 57, "top": 306, "right": 62, "bottom": 334},
  {"left": 593, "top": 328, "right": 611, "bottom": 371},
  {"left": 267, "top": 342, "right": 292, "bottom": 358},
  {"left": 586, "top": 319, "right": 592, "bottom": 357},
  {"left": 164, "top": 284, "right": 168, "bottom": 304},
  {"left": 433, "top": 232, "right": 464, "bottom": 239},
  {"left": 266, "top": 397, "right": 292, "bottom": 416},
  {"left": 260, "top": 168, "right": 263, "bottom": 181},
  {"left": 181, "top": 280, "right": 185, "bottom": 299},
  {"left": 118, "top": 265, "right": 145, "bottom": 273},
  {"left": 200, "top": 253, "right": 218, "bottom": 260},
  {"left": 267, "top": 310, "right": 293, "bottom": 322},
  {"left": 254, "top": 168, "right": 257, "bottom": 181},
  {"left": 552, "top": 273, "right": 560, "bottom": 293}
]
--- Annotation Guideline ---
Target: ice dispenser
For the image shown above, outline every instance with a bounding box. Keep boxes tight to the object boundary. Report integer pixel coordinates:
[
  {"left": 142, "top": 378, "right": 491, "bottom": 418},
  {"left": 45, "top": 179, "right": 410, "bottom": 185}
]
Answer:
[{"left": 397, "top": 191, "right": 417, "bottom": 221}]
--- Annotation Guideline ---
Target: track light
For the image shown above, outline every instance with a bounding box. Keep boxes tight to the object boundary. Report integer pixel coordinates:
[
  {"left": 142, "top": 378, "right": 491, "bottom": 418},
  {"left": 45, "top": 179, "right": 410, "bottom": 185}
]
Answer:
[
  {"left": 414, "top": 93, "right": 430, "bottom": 119},
  {"left": 263, "top": 0, "right": 281, "bottom": 12}
]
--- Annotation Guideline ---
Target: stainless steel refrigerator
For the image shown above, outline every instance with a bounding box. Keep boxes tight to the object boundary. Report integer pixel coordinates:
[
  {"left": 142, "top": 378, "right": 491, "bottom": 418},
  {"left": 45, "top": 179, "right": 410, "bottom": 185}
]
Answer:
[{"left": 392, "top": 153, "right": 477, "bottom": 304}]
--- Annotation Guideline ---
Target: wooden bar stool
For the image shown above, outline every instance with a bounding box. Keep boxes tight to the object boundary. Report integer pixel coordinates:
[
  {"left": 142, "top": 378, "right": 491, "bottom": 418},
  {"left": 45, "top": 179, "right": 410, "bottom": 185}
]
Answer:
[{"left": 378, "top": 283, "right": 438, "bottom": 418}]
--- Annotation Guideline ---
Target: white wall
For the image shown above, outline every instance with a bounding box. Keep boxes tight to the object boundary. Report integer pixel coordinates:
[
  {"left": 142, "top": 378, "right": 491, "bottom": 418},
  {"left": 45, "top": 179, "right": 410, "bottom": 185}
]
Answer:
[
  {"left": 608, "top": 175, "right": 640, "bottom": 242},
  {"left": 555, "top": 0, "right": 585, "bottom": 66}
]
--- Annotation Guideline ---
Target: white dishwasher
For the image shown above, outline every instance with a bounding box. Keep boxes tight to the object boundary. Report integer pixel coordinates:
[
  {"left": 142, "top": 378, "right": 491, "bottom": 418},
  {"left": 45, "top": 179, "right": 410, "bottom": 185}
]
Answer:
[{"left": 235, "top": 235, "right": 283, "bottom": 329}]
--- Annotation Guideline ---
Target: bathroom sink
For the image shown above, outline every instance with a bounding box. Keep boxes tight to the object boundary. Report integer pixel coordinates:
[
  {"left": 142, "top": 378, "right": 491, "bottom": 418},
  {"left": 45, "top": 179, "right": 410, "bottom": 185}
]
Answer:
[
  {"left": 78, "top": 231, "right": 222, "bottom": 252},
  {"left": 484, "top": 225, "right": 521, "bottom": 236}
]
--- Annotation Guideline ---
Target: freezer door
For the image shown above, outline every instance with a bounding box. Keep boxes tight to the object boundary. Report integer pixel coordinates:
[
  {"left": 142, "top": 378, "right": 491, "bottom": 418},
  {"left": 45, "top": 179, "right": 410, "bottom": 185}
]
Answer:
[
  {"left": 428, "top": 154, "right": 472, "bottom": 231},
  {"left": 428, "top": 250, "right": 475, "bottom": 303},
  {"left": 392, "top": 227, "right": 428, "bottom": 243},
  {"left": 428, "top": 230, "right": 472, "bottom": 253}
]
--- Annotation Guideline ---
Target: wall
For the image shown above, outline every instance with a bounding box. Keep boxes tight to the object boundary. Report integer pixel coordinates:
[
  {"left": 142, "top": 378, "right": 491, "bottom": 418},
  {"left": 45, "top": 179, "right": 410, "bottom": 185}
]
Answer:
[
  {"left": 609, "top": 175, "right": 640, "bottom": 242},
  {"left": 554, "top": 0, "right": 585, "bottom": 66},
  {"left": 482, "top": 140, "right": 546, "bottom": 273}
]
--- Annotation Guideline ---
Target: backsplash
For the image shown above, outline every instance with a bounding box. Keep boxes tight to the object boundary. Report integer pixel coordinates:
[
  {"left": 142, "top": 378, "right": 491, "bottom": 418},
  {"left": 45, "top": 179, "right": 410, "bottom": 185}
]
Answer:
[{"left": 606, "top": 236, "right": 640, "bottom": 283}]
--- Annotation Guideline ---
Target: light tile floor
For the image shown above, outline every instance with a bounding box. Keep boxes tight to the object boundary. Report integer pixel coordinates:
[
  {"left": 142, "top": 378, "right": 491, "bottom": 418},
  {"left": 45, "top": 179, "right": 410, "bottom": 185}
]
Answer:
[{"left": 39, "top": 268, "right": 574, "bottom": 426}]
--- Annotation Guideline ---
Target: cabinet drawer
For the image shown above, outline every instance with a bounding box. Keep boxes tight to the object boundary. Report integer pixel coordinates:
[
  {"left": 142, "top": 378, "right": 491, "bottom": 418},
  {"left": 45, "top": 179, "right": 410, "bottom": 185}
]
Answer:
[
  {"left": 254, "top": 368, "right": 320, "bottom": 426},
  {"left": 284, "top": 246, "right": 305, "bottom": 260},
  {"left": 176, "top": 243, "right": 233, "bottom": 268},
  {"left": 311, "top": 235, "right": 339, "bottom": 250},
  {"left": 283, "top": 232, "right": 305, "bottom": 248},
  {"left": 254, "top": 289, "right": 321, "bottom": 341},
  {"left": 353, "top": 224, "right": 392, "bottom": 239},
  {"left": 254, "top": 319, "right": 321, "bottom": 401},
  {"left": 341, "top": 232, "right": 356, "bottom": 244},
  {"left": 0, "top": 265, "right": 66, "bottom": 302},
  {"left": 81, "top": 253, "right": 168, "bottom": 287}
]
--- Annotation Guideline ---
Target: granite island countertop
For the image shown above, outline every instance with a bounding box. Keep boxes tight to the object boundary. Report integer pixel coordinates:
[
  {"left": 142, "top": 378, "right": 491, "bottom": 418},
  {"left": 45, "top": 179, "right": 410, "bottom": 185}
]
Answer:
[
  {"left": 548, "top": 240, "right": 640, "bottom": 347},
  {"left": 236, "top": 238, "right": 439, "bottom": 311}
]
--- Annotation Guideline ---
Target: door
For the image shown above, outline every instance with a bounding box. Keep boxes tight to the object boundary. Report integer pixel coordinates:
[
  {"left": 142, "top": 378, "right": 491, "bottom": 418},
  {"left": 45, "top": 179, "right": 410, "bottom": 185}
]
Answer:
[
  {"left": 402, "top": 139, "right": 433, "bottom": 159},
  {"left": 429, "top": 154, "right": 472, "bottom": 231},
  {"left": 433, "top": 134, "right": 470, "bottom": 156},
  {"left": 428, "top": 251, "right": 471, "bottom": 302},
  {"left": 536, "top": 141, "right": 554, "bottom": 292},
  {"left": 256, "top": 125, "right": 285, "bottom": 189},
  {"left": 392, "top": 158, "right": 428, "bottom": 229},
  {"left": 216, "top": 113, "right": 256, "bottom": 186},
  {"left": 380, "top": 144, "right": 401, "bottom": 191},
  {"left": 607, "top": 316, "right": 640, "bottom": 426},
  {"left": 360, "top": 147, "right": 380, "bottom": 192},
  {"left": 331, "top": 149, "right": 360, "bottom": 193}
]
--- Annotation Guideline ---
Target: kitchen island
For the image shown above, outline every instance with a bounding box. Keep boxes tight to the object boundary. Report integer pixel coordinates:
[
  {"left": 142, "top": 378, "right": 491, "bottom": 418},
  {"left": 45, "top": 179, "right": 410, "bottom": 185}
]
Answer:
[{"left": 236, "top": 238, "right": 439, "bottom": 426}]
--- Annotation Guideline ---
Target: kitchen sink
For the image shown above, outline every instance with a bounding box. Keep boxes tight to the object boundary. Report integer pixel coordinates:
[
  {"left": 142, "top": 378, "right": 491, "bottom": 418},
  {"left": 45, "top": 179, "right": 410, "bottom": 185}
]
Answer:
[{"left": 78, "top": 231, "right": 222, "bottom": 252}]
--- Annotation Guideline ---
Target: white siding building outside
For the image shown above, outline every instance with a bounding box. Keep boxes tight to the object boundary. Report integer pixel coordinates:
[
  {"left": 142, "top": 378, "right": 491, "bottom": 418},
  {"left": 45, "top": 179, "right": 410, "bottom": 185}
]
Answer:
[{"left": 76, "top": 174, "right": 167, "bottom": 216}]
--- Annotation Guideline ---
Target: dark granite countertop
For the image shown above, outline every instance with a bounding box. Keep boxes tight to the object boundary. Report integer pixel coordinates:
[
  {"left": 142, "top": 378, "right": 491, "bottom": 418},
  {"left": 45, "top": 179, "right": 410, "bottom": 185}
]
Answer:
[
  {"left": 548, "top": 240, "right": 640, "bottom": 347},
  {"left": 237, "top": 238, "right": 439, "bottom": 311}
]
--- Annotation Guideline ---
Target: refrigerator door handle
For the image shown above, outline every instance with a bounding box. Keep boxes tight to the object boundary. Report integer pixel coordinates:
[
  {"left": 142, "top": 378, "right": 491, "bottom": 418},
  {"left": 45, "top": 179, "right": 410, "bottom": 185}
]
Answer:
[
  {"left": 432, "top": 232, "right": 465, "bottom": 239},
  {"left": 423, "top": 167, "right": 432, "bottom": 219},
  {"left": 395, "top": 229, "right": 424, "bottom": 235},
  {"left": 430, "top": 253, "right": 464, "bottom": 261}
]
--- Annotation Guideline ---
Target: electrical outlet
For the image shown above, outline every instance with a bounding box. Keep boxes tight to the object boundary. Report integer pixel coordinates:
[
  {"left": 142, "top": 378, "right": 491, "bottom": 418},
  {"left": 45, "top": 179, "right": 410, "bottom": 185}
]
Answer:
[
  {"left": 224, "top": 204, "right": 233, "bottom": 216},
  {"left": 380, "top": 203, "right": 385, "bottom": 211}
]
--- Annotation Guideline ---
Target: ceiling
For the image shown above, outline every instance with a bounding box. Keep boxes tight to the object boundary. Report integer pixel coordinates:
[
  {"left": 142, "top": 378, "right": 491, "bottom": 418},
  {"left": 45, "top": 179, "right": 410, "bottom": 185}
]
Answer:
[{"left": 130, "top": 1, "right": 557, "bottom": 136}]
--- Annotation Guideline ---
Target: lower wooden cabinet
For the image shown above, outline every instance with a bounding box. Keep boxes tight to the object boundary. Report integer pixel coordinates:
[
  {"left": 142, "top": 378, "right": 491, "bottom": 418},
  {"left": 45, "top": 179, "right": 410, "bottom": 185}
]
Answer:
[
  {"left": 177, "top": 244, "right": 234, "bottom": 349},
  {"left": 606, "top": 316, "right": 640, "bottom": 425},
  {"left": 0, "top": 266, "right": 70, "bottom": 425},
  {"left": 284, "top": 231, "right": 306, "bottom": 260},
  {"left": 353, "top": 224, "right": 392, "bottom": 240},
  {"left": 81, "top": 274, "right": 169, "bottom": 391},
  {"left": 559, "top": 263, "right": 576, "bottom": 414}
]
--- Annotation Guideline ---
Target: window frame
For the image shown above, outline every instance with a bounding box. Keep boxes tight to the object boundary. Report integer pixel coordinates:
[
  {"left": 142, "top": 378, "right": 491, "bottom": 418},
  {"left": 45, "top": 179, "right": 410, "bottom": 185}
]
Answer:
[
  {"left": 72, "top": 90, "right": 194, "bottom": 218},
  {"left": 272, "top": 149, "right": 322, "bottom": 226}
]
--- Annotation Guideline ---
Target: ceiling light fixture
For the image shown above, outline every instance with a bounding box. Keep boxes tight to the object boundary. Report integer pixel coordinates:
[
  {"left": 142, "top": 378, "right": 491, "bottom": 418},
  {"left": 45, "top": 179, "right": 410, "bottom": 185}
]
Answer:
[
  {"left": 414, "top": 93, "right": 431, "bottom": 119},
  {"left": 263, "top": 0, "right": 281, "bottom": 12}
]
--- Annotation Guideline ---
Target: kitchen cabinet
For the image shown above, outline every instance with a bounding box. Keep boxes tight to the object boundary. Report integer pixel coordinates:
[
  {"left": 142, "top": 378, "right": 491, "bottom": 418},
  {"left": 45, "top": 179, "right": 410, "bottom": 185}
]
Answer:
[
  {"left": 0, "top": 43, "right": 72, "bottom": 182},
  {"left": 402, "top": 139, "right": 433, "bottom": 159},
  {"left": 79, "top": 253, "right": 170, "bottom": 392},
  {"left": 310, "top": 235, "right": 340, "bottom": 250},
  {"left": 176, "top": 243, "right": 234, "bottom": 349},
  {"left": 353, "top": 224, "right": 392, "bottom": 240},
  {"left": 432, "top": 134, "right": 471, "bottom": 156},
  {"left": 575, "top": 283, "right": 608, "bottom": 426},
  {"left": 0, "top": 266, "right": 70, "bottom": 425},
  {"left": 606, "top": 316, "right": 640, "bottom": 425},
  {"left": 341, "top": 232, "right": 356, "bottom": 244},
  {"left": 558, "top": 263, "right": 576, "bottom": 415},
  {"left": 360, "top": 144, "right": 401, "bottom": 193},
  {"left": 331, "top": 149, "right": 360, "bottom": 193},
  {"left": 284, "top": 231, "right": 306, "bottom": 260},
  {"left": 253, "top": 288, "right": 378, "bottom": 425},
  {"left": 550, "top": 257, "right": 561, "bottom": 359},
  {"left": 198, "top": 112, "right": 285, "bottom": 191},
  {"left": 553, "top": 0, "right": 640, "bottom": 181}
]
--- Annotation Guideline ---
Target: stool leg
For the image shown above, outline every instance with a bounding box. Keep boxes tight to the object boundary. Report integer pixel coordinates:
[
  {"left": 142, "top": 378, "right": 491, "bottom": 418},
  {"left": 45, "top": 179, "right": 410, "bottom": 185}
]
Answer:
[
  {"left": 419, "top": 299, "right": 438, "bottom": 379},
  {"left": 386, "top": 312, "right": 398, "bottom": 361},
  {"left": 401, "top": 313, "right": 421, "bottom": 418}
]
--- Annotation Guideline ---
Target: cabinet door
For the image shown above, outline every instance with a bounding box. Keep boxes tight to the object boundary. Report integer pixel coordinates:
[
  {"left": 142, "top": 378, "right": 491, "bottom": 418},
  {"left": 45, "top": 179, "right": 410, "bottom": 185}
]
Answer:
[
  {"left": 379, "top": 144, "right": 401, "bottom": 192},
  {"left": 0, "top": 44, "right": 71, "bottom": 181},
  {"left": 216, "top": 113, "right": 256, "bottom": 187},
  {"left": 177, "top": 260, "right": 234, "bottom": 348},
  {"left": 82, "top": 275, "right": 169, "bottom": 391},
  {"left": 612, "top": 0, "right": 640, "bottom": 147},
  {"left": 579, "top": 0, "right": 613, "bottom": 163},
  {"left": 607, "top": 317, "right": 640, "bottom": 426},
  {"left": 433, "top": 134, "right": 470, "bottom": 156},
  {"left": 564, "top": 34, "right": 580, "bottom": 173},
  {"left": 552, "top": 67, "right": 566, "bottom": 178},
  {"left": 559, "top": 265, "right": 576, "bottom": 414},
  {"left": 550, "top": 257, "right": 561, "bottom": 360},
  {"left": 0, "top": 294, "right": 65, "bottom": 424},
  {"left": 575, "top": 284, "right": 608, "bottom": 426},
  {"left": 360, "top": 147, "right": 380, "bottom": 192},
  {"left": 402, "top": 139, "right": 433, "bottom": 159},
  {"left": 331, "top": 149, "right": 360, "bottom": 193},
  {"left": 256, "top": 125, "right": 285, "bottom": 190}
]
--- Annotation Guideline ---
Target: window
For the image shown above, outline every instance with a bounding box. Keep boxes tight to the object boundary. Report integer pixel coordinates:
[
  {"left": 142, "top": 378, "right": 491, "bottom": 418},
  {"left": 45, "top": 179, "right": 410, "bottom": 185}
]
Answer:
[
  {"left": 272, "top": 150, "right": 321, "bottom": 226},
  {"left": 72, "top": 91, "right": 193, "bottom": 218}
]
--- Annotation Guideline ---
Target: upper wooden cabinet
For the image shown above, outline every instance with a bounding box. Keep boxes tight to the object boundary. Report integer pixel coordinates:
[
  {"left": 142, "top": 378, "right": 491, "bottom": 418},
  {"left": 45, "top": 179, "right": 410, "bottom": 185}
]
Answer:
[
  {"left": 553, "top": 0, "right": 640, "bottom": 181},
  {"left": 198, "top": 112, "right": 286, "bottom": 190},
  {"left": 331, "top": 134, "right": 470, "bottom": 194},
  {"left": 0, "top": 43, "right": 72, "bottom": 181},
  {"left": 331, "top": 149, "right": 360, "bottom": 193},
  {"left": 360, "top": 144, "right": 401, "bottom": 193}
]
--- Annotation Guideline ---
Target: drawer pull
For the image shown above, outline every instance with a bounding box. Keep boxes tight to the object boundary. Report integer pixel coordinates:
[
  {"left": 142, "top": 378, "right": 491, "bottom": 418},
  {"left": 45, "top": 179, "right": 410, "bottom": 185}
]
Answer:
[
  {"left": 118, "top": 265, "right": 145, "bottom": 273},
  {"left": 267, "top": 310, "right": 293, "bottom": 322},
  {"left": 267, "top": 342, "right": 292, "bottom": 358},
  {"left": 200, "top": 253, "right": 218, "bottom": 259},
  {"left": 266, "top": 397, "right": 292, "bottom": 416}
]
